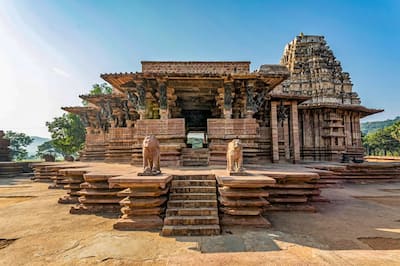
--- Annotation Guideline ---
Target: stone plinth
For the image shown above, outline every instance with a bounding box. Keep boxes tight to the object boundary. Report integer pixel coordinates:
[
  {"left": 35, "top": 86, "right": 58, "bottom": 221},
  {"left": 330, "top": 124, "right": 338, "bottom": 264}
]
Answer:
[
  {"left": 31, "top": 163, "right": 65, "bottom": 183},
  {"left": 30, "top": 162, "right": 86, "bottom": 183},
  {"left": 71, "top": 171, "right": 126, "bottom": 215},
  {"left": 0, "top": 162, "right": 27, "bottom": 178},
  {"left": 216, "top": 173, "right": 275, "bottom": 228},
  {"left": 58, "top": 168, "right": 90, "bottom": 204},
  {"left": 261, "top": 170, "right": 321, "bottom": 212},
  {"left": 47, "top": 164, "right": 88, "bottom": 189},
  {"left": 109, "top": 173, "right": 172, "bottom": 230}
]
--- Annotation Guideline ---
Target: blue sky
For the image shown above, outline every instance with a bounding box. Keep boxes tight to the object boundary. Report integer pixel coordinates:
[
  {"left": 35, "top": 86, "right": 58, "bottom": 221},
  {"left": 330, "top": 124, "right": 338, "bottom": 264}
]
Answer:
[{"left": 0, "top": 0, "right": 399, "bottom": 137}]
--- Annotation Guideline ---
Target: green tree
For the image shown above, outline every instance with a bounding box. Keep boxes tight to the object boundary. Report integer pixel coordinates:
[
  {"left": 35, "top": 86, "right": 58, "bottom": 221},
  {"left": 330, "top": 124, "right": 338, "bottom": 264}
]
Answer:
[
  {"left": 5, "top": 131, "right": 33, "bottom": 161},
  {"left": 82, "top": 83, "right": 113, "bottom": 106},
  {"left": 363, "top": 124, "right": 400, "bottom": 156},
  {"left": 36, "top": 140, "right": 61, "bottom": 159},
  {"left": 390, "top": 121, "right": 400, "bottom": 142},
  {"left": 46, "top": 113, "right": 85, "bottom": 157}
]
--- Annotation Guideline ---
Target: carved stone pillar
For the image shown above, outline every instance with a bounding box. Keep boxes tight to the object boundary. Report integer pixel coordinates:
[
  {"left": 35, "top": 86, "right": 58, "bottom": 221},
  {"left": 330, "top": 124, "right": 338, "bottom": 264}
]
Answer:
[
  {"left": 270, "top": 101, "right": 279, "bottom": 162},
  {"left": 245, "top": 81, "right": 255, "bottom": 118},
  {"left": 137, "top": 81, "right": 146, "bottom": 120},
  {"left": 283, "top": 119, "right": 290, "bottom": 160},
  {"left": 223, "top": 82, "right": 233, "bottom": 119},
  {"left": 290, "top": 101, "right": 300, "bottom": 163},
  {"left": 159, "top": 82, "right": 168, "bottom": 120}
]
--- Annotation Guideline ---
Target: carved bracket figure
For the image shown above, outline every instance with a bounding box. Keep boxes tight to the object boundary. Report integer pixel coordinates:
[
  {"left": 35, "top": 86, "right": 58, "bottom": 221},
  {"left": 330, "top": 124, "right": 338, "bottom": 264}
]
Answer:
[
  {"left": 246, "top": 85, "right": 255, "bottom": 111},
  {"left": 159, "top": 83, "right": 167, "bottom": 110},
  {"left": 80, "top": 113, "right": 90, "bottom": 127},
  {"left": 224, "top": 83, "right": 232, "bottom": 109},
  {"left": 137, "top": 85, "right": 146, "bottom": 110},
  {"left": 227, "top": 139, "right": 244, "bottom": 174},
  {"left": 139, "top": 135, "right": 161, "bottom": 176},
  {"left": 253, "top": 90, "right": 266, "bottom": 112},
  {"left": 277, "top": 101, "right": 289, "bottom": 126},
  {"left": 121, "top": 100, "right": 131, "bottom": 121},
  {"left": 127, "top": 90, "right": 139, "bottom": 110}
]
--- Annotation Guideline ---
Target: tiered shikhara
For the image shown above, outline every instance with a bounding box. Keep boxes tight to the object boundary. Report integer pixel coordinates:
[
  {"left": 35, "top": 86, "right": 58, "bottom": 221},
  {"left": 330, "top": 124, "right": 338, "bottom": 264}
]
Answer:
[{"left": 63, "top": 35, "right": 381, "bottom": 165}]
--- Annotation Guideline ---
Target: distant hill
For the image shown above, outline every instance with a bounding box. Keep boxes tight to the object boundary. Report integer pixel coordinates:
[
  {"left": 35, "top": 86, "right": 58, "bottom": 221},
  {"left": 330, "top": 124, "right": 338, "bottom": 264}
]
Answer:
[
  {"left": 26, "top": 136, "right": 50, "bottom": 156},
  {"left": 361, "top": 116, "right": 400, "bottom": 135}
]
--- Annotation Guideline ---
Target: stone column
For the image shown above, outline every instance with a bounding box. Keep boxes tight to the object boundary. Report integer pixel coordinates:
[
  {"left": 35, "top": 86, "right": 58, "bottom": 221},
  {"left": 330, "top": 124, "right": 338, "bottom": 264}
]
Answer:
[
  {"left": 290, "top": 101, "right": 300, "bottom": 163},
  {"left": 283, "top": 119, "right": 290, "bottom": 160},
  {"left": 245, "top": 81, "right": 255, "bottom": 118},
  {"left": 270, "top": 101, "right": 279, "bottom": 162},
  {"left": 344, "top": 111, "right": 351, "bottom": 147},
  {"left": 137, "top": 81, "right": 146, "bottom": 120},
  {"left": 223, "top": 82, "right": 233, "bottom": 119},
  {"left": 354, "top": 114, "right": 361, "bottom": 147},
  {"left": 159, "top": 82, "right": 168, "bottom": 120}
]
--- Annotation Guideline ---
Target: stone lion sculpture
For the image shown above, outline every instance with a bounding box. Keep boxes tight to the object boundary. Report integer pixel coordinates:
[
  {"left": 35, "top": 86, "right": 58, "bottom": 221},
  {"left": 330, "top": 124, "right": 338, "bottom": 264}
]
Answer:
[
  {"left": 226, "top": 139, "right": 243, "bottom": 173},
  {"left": 141, "top": 135, "right": 161, "bottom": 175}
]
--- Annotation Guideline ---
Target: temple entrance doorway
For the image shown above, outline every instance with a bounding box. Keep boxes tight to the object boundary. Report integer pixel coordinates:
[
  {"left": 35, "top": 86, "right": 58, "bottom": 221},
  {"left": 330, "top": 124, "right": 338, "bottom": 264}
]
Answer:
[
  {"left": 182, "top": 110, "right": 210, "bottom": 149},
  {"left": 173, "top": 85, "right": 220, "bottom": 148}
]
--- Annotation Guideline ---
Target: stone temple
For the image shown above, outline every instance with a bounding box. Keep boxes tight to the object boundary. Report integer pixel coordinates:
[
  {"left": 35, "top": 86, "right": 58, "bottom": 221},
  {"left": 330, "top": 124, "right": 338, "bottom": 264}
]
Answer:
[
  {"left": 63, "top": 34, "right": 381, "bottom": 165},
  {"left": 25, "top": 35, "right": 400, "bottom": 236}
]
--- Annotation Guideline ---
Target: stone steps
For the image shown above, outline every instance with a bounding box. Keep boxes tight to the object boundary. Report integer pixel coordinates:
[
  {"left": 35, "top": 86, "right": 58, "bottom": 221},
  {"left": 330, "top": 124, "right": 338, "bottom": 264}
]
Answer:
[
  {"left": 170, "top": 186, "right": 216, "bottom": 193},
  {"left": 164, "top": 215, "right": 219, "bottom": 225},
  {"left": 171, "top": 180, "right": 216, "bottom": 187},
  {"left": 162, "top": 225, "right": 220, "bottom": 236},
  {"left": 166, "top": 207, "right": 218, "bottom": 216},
  {"left": 169, "top": 193, "right": 217, "bottom": 200},
  {"left": 167, "top": 200, "right": 217, "bottom": 208},
  {"left": 182, "top": 148, "right": 209, "bottom": 167},
  {"left": 173, "top": 175, "right": 215, "bottom": 180},
  {"left": 162, "top": 174, "right": 220, "bottom": 236}
]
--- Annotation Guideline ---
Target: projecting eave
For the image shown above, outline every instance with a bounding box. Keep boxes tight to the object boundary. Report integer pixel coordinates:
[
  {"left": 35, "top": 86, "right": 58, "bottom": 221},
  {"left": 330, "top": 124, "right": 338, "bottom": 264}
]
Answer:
[
  {"left": 298, "top": 103, "right": 384, "bottom": 118},
  {"left": 102, "top": 71, "right": 289, "bottom": 92},
  {"left": 78, "top": 94, "right": 120, "bottom": 104},
  {"left": 101, "top": 72, "right": 136, "bottom": 92},
  {"left": 269, "top": 93, "right": 311, "bottom": 103},
  {"left": 61, "top": 106, "right": 97, "bottom": 114}
]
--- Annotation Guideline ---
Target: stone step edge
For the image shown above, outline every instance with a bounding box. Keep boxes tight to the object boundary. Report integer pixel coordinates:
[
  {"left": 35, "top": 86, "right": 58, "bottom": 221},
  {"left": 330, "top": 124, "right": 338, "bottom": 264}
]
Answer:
[{"left": 164, "top": 215, "right": 219, "bottom": 220}]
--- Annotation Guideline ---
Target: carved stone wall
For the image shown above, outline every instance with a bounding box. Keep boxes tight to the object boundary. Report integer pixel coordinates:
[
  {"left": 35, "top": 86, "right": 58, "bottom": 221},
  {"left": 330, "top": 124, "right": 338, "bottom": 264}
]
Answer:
[
  {"left": 142, "top": 61, "right": 250, "bottom": 74},
  {"left": 131, "top": 119, "right": 186, "bottom": 166}
]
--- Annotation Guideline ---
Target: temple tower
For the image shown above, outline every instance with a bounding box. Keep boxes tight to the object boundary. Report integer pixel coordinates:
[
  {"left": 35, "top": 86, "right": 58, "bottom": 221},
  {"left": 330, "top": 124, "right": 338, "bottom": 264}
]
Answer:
[{"left": 274, "top": 34, "right": 381, "bottom": 161}]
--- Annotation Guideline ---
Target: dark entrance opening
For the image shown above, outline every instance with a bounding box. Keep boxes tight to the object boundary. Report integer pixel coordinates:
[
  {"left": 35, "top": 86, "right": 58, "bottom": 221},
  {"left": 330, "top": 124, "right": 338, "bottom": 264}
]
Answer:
[{"left": 182, "top": 110, "right": 211, "bottom": 132}]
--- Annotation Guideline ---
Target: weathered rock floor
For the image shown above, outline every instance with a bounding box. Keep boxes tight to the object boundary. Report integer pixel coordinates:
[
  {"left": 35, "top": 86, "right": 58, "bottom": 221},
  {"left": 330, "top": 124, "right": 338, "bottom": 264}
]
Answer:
[{"left": 1, "top": 174, "right": 400, "bottom": 265}]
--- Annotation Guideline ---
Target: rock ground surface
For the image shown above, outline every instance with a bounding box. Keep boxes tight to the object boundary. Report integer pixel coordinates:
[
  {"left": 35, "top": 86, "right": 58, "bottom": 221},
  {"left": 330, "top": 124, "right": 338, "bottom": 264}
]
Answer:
[{"left": 1, "top": 174, "right": 400, "bottom": 265}]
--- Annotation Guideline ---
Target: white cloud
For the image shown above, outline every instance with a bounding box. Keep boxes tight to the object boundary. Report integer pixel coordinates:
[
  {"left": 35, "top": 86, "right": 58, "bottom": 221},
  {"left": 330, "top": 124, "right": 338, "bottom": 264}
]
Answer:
[{"left": 52, "top": 67, "right": 71, "bottom": 78}]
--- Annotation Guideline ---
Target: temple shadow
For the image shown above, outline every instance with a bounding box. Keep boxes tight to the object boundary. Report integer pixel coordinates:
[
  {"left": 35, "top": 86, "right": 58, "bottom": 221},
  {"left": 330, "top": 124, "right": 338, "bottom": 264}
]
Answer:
[
  {"left": 0, "top": 175, "right": 33, "bottom": 187},
  {"left": 171, "top": 229, "right": 281, "bottom": 253}
]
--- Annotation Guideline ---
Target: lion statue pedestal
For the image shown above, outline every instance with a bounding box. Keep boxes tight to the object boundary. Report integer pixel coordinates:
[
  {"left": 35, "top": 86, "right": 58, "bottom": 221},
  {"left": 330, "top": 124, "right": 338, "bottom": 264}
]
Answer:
[
  {"left": 226, "top": 139, "right": 247, "bottom": 176},
  {"left": 138, "top": 135, "right": 162, "bottom": 176}
]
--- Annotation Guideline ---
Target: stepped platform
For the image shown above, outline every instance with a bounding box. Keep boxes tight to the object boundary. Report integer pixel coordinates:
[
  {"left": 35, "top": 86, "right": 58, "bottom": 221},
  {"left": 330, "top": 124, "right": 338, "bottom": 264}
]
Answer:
[
  {"left": 306, "top": 162, "right": 400, "bottom": 183},
  {"left": 71, "top": 170, "right": 130, "bottom": 215},
  {"left": 30, "top": 162, "right": 87, "bottom": 183},
  {"left": 0, "top": 162, "right": 30, "bottom": 178},
  {"left": 214, "top": 171, "right": 274, "bottom": 228},
  {"left": 109, "top": 173, "right": 172, "bottom": 230},
  {"left": 27, "top": 161, "right": 400, "bottom": 235},
  {"left": 58, "top": 167, "right": 92, "bottom": 204}
]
